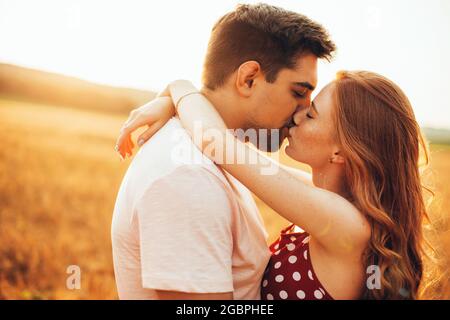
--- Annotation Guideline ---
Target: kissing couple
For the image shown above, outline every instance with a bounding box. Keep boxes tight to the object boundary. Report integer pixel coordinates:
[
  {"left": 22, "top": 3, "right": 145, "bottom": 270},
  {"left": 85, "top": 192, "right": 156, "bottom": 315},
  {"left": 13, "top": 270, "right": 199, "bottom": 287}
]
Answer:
[{"left": 112, "top": 3, "right": 429, "bottom": 300}]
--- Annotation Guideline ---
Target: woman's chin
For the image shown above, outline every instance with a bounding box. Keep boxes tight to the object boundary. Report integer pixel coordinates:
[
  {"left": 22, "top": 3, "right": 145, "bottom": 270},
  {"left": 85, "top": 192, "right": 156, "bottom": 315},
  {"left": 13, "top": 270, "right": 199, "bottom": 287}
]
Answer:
[
  {"left": 284, "top": 143, "right": 296, "bottom": 160},
  {"left": 285, "top": 143, "right": 303, "bottom": 163}
]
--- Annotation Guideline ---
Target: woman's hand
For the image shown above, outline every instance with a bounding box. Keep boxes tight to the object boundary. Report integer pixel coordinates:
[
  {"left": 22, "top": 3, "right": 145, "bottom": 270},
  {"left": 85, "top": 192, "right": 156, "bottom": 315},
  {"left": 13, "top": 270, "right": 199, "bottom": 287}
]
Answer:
[{"left": 115, "top": 96, "right": 175, "bottom": 159}]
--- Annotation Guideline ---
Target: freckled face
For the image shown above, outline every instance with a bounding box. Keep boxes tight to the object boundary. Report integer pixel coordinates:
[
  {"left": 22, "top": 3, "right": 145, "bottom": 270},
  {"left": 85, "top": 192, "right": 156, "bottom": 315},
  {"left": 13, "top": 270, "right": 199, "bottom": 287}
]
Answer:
[{"left": 285, "top": 83, "right": 339, "bottom": 168}]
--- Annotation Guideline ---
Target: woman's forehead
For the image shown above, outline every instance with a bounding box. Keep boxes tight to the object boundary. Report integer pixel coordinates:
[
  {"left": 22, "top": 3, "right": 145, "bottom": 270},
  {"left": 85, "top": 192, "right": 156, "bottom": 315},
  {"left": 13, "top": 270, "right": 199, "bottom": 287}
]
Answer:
[{"left": 314, "top": 83, "right": 335, "bottom": 111}]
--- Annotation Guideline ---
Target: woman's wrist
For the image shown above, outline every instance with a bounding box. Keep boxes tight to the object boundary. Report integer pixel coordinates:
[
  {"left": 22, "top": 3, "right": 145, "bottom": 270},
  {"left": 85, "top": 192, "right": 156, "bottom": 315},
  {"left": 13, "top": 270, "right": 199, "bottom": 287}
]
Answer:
[
  {"left": 169, "top": 80, "right": 201, "bottom": 110},
  {"left": 175, "top": 91, "right": 202, "bottom": 110}
]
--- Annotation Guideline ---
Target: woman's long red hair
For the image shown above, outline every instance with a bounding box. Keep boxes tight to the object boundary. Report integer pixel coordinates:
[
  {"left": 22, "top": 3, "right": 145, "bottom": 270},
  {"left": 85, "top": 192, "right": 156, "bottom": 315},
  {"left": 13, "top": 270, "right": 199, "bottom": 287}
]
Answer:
[{"left": 333, "top": 71, "right": 431, "bottom": 299}]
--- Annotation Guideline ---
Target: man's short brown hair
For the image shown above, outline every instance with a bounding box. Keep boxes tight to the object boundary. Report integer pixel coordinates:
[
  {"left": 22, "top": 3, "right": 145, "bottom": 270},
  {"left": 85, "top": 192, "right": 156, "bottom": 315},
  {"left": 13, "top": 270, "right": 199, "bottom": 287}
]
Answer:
[{"left": 202, "top": 3, "right": 336, "bottom": 90}]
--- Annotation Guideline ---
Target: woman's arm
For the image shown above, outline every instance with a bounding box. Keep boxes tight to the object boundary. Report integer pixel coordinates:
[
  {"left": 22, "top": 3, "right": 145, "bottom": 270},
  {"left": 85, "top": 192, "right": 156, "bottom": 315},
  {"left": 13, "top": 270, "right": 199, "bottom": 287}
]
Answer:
[
  {"left": 170, "top": 80, "right": 369, "bottom": 254},
  {"left": 115, "top": 87, "right": 313, "bottom": 186}
]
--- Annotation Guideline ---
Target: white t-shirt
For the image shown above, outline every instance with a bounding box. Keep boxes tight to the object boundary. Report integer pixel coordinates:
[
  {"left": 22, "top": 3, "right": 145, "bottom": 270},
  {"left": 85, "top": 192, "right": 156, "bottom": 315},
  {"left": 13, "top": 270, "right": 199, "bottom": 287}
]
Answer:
[{"left": 111, "top": 118, "right": 271, "bottom": 299}]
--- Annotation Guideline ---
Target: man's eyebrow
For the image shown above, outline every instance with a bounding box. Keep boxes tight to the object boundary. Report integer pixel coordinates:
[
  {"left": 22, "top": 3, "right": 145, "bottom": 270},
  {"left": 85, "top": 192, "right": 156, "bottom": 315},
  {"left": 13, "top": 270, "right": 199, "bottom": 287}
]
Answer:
[
  {"left": 311, "top": 101, "right": 319, "bottom": 114},
  {"left": 293, "top": 82, "right": 315, "bottom": 91}
]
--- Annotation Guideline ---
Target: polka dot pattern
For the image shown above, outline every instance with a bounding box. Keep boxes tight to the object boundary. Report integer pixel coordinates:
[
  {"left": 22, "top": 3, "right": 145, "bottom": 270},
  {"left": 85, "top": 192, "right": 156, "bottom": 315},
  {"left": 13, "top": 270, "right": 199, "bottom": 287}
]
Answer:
[
  {"left": 261, "top": 224, "right": 333, "bottom": 300},
  {"left": 314, "top": 290, "right": 323, "bottom": 299},
  {"left": 279, "top": 290, "right": 288, "bottom": 299},
  {"left": 296, "top": 290, "right": 306, "bottom": 299}
]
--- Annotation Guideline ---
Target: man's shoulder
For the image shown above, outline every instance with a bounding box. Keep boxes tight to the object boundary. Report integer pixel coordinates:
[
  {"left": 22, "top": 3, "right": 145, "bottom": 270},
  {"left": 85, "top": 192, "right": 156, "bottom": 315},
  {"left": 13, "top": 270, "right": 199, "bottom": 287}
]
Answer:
[
  {"left": 136, "top": 117, "right": 187, "bottom": 160},
  {"left": 136, "top": 164, "right": 235, "bottom": 222},
  {"left": 124, "top": 118, "right": 232, "bottom": 196},
  {"left": 134, "top": 117, "right": 216, "bottom": 169}
]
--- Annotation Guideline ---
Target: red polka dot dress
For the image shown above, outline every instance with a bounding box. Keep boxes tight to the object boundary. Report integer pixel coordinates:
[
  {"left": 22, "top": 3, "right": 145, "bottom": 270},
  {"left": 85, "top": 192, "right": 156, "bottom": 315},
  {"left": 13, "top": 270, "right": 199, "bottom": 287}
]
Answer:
[{"left": 261, "top": 224, "right": 334, "bottom": 300}]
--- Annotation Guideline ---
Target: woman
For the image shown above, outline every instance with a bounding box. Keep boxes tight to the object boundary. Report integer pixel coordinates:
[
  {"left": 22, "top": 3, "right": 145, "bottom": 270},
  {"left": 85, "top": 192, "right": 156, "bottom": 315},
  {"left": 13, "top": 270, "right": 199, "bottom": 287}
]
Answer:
[{"left": 116, "top": 71, "right": 430, "bottom": 300}]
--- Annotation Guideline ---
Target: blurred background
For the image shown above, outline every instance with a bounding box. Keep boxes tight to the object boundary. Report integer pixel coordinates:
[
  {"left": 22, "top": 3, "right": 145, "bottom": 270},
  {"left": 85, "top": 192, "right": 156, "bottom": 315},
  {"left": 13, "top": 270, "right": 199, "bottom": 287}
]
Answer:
[{"left": 0, "top": 0, "right": 449, "bottom": 299}]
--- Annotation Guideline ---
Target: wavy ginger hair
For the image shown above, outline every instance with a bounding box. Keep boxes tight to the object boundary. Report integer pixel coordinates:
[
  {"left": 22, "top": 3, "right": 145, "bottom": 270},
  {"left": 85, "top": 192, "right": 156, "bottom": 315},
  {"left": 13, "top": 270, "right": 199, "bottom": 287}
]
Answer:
[{"left": 332, "top": 71, "right": 430, "bottom": 299}]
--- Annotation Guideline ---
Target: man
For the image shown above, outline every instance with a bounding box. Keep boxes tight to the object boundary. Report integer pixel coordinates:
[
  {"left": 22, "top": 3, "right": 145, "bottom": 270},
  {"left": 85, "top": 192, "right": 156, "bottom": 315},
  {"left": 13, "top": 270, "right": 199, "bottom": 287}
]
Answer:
[{"left": 112, "top": 3, "right": 335, "bottom": 300}]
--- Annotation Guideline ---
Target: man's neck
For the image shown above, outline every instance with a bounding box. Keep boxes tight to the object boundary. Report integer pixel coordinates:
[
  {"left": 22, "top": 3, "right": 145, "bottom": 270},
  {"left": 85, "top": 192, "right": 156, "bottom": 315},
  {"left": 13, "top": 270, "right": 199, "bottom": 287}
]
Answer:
[{"left": 201, "top": 86, "right": 247, "bottom": 129}]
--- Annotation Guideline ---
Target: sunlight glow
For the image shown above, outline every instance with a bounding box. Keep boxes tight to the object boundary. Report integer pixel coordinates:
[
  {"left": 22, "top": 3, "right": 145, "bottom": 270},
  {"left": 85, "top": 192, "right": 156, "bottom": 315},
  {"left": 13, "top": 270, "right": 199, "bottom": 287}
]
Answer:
[{"left": 1, "top": 0, "right": 449, "bottom": 128}]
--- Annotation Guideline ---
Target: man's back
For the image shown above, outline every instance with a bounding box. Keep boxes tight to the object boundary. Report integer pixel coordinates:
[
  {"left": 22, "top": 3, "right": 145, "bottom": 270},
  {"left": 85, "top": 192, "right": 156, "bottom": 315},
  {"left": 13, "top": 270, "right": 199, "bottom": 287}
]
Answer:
[{"left": 111, "top": 118, "right": 270, "bottom": 299}]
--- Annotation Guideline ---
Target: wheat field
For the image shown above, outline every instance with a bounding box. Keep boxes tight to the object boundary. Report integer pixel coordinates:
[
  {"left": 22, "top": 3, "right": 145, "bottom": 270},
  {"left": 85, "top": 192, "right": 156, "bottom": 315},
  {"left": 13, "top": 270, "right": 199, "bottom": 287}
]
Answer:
[{"left": 0, "top": 97, "right": 448, "bottom": 299}]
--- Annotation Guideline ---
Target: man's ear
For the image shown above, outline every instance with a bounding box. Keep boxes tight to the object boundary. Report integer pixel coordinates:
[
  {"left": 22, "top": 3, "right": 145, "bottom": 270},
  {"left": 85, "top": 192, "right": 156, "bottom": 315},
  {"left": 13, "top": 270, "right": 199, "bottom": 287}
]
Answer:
[{"left": 235, "top": 61, "right": 261, "bottom": 97}]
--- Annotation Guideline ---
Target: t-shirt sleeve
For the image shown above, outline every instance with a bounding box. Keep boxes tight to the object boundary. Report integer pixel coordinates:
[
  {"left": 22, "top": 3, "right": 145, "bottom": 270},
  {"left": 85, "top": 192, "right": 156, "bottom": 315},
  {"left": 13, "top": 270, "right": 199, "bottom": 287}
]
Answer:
[{"left": 135, "top": 165, "right": 234, "bottom": 293}]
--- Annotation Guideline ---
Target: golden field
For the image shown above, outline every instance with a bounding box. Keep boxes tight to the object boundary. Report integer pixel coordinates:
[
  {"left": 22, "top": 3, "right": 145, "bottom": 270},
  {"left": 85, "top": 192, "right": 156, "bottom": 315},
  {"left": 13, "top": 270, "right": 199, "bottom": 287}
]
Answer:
[{"left": 0, "top": 97, "right": 449, "bottom": 299}]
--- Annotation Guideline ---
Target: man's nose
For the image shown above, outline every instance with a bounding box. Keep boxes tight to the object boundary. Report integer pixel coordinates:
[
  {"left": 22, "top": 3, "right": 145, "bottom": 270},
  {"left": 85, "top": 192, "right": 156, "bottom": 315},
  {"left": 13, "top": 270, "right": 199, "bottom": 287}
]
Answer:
[
  {"left": 286, "top": 105, "right": 301, "bottom": 128},
  {"left": 293, "top": 109, "right": 302, "bottom": 126},
  {"left": 302, "top": 97, "right": 312, "bottom": 109},
  {"left": 292, "top": 101, "right": 311, "bottom": 125}
]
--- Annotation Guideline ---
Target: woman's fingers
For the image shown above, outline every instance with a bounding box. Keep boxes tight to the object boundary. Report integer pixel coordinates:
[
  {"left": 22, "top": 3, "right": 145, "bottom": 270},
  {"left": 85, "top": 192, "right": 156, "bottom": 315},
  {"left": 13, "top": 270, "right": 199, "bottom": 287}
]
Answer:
[
  {"left": 122, "top": 134, "right": 131, "bottom": 159},
  {"left": 117, "top": 134, "right": 129, "bottom": 160},
  {"left": 119, "top": 133, "right": 133, "bottom": 159},
  {"left": 116, "top": 129, "right": 130, "bottom": 158},
  {"left": 116, "top": 124, "right": 134, "bottom": 159},
  {"left": 115, "top": 112, "right": 153, "bottom": 156},
  {"left": 137, "top": 121, "right": 163, "bottom": 147},
  {"left": 116, "top": 121, "right": 163, "bottom": 159},
  {"left": 127, "top": 133, "right": 135, "bottom": 149},
  {"left": 126, "top": 133, "right": 135, "bottom": 157}
]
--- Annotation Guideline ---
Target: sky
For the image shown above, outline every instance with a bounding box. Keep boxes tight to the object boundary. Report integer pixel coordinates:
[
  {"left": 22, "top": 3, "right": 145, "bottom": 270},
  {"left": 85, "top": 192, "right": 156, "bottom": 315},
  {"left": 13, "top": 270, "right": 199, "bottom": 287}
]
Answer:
[{"left": 1, "top": 0, "right": 449, "bottom": 128}]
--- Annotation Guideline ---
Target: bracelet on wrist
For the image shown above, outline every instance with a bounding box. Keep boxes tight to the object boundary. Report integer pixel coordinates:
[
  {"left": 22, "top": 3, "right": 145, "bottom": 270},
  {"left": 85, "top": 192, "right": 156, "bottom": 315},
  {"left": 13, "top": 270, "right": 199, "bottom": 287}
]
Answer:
[{"left": 175, "top": 91, "right": 202, "bottom": 110}]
